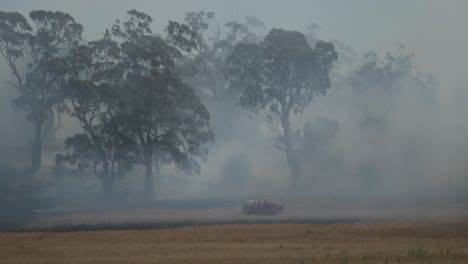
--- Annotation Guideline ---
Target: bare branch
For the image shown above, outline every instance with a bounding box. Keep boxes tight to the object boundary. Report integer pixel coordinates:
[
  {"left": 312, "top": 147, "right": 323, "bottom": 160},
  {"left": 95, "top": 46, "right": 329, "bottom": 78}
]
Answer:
[{"left": 4, "top": 81, "right": 19, "bottom": 89}]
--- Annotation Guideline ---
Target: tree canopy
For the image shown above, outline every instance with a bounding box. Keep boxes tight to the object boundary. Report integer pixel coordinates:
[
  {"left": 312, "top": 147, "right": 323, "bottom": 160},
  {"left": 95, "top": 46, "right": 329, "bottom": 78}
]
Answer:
[{"left": 54, "top": 10, "right": 213, "bottom": 200}]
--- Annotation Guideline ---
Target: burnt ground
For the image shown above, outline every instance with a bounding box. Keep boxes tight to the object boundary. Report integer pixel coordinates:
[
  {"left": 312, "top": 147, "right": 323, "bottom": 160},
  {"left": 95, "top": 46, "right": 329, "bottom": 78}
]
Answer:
[
  {"left": 2, "top": 197, "right": 466, "bottom": 233},
  {"left": 2, "top": 198, "right": 468, "bottom": 263}
]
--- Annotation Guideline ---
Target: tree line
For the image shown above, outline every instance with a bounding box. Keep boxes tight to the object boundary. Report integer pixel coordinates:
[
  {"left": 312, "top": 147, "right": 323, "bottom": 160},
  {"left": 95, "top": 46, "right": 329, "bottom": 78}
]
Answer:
[{"left": 0, "top": 9, "right": 435, "bottom": 200}]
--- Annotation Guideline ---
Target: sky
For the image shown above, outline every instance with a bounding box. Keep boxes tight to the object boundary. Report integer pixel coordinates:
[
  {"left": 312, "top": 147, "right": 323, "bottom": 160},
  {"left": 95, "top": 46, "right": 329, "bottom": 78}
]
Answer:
[{"left": 2, "top": 0, "right": 467, "bottom": 96}]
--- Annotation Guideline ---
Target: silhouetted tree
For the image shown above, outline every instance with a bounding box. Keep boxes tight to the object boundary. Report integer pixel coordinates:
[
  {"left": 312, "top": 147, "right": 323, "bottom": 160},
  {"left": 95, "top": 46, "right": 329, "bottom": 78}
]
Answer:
[
  {"left": 226, "top": 29, "right": 337, "bottom": 191},
  {"left": 112, "top": 10, "right": 213, "bottom": 199},
  {"left": 55, "top": 34, "right": 137, "bottom": 200},
  {"left": 0, "top": 10, "right": 82, "bottom": 171}
]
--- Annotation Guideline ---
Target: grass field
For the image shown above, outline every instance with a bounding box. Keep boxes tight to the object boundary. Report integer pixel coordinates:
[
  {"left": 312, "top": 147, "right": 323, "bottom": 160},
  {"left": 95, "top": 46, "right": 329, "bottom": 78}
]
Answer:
[{"left": 1, "top": 221, "right": 468, "bottom": 263}]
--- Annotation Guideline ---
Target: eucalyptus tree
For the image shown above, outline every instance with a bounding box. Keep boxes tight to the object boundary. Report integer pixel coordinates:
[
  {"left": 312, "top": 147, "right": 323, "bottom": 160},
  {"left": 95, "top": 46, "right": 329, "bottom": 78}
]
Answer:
[
  {"left": 0, "top": 10, "right": 82, "bottom": 170},
  {"left": 226, "top": 29, "right": 337, "bottom": 191},
  {"left": 111, "top": 10, "right": 213, "bottom": 198},
  {"left": 54, "top": 33, "right": 137, "bottom": 200}
]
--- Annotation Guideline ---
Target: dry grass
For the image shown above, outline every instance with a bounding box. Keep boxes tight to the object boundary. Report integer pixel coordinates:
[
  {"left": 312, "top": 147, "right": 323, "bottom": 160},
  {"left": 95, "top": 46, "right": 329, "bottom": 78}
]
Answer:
[{"left": 1, "top": 222, "right": 468, "bottom": 263}]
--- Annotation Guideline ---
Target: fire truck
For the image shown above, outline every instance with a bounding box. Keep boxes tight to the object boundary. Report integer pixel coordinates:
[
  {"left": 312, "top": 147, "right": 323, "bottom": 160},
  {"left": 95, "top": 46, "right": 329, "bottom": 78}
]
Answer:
[{"left": 242, "top": 199, "right": 284, "bottom": 215}]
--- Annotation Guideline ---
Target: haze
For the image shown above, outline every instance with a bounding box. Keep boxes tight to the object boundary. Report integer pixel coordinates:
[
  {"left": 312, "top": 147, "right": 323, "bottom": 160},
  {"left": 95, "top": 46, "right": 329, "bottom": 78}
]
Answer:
[{"left": 0, "top": 0, "right": 467, "bottom": 227}]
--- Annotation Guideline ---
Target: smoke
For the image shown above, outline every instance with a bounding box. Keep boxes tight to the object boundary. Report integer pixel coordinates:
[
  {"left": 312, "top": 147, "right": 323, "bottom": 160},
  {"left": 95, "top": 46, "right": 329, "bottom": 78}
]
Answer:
[
  {"left": 285, "top": 49, "right": 468, "bottom": 203},
  {"left": 0, "top": 63, "right": 32, "bottom": 167},
  {"left": 184, "top": 38, "right": 468, "bottom": 206},
  {"left": 0, "top": 1, "right": 467, "bottom": 224}
]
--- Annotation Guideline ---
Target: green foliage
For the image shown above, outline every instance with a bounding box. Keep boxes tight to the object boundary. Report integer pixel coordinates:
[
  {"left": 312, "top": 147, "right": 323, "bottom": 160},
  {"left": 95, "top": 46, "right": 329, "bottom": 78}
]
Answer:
[
  {"left": 112, "top": 10, "right": 213, "bottom": 176},
  {"left": 0, "top": 10, "right": 82, "bottom": 169},
  {"left": 0, "top": 10, "right": 82, "bottom": 122},
  {"left": 55, "top": 26, "right": 137, "bottom": 199},
  {"left": 112, "top": 9, "right": 153, "bottom": 41},
  {"left": 227, "top": 29, "right": 337, "bottom": 118},
  {"left": 55, "top": 10, "right": 213, "bottom": 199},
  {"left": 226, "top": 28, "right": 337, "bottom": 190},
  {"left": 0, "top": 11, "right": 32, "bottom": 61}
]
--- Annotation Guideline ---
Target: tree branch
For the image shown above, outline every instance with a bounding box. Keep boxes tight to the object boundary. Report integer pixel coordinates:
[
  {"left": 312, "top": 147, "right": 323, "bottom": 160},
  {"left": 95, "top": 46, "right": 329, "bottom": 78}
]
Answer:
[{"left": 4, "top": 81, "right": 19, "bottom": 89}]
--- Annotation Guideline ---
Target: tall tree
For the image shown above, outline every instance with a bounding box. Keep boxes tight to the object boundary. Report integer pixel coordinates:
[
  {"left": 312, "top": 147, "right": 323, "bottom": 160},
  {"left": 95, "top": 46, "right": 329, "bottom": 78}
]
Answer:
[
  {"left": 112, "top": 10, "right": 213, "bottom": 199},
  {"left": 56, "top": 35, "right": 137, "bottom": 200},
  {"left": 0, "top": 11, "right": 82, "bottom": 170},
  {"left": 226, "top": 29, "right": 337, "bottom": 191}
]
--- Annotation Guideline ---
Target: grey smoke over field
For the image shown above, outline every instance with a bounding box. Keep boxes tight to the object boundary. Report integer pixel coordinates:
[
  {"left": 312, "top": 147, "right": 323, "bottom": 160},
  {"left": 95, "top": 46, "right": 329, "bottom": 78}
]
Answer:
[
  {"left": 297, "top": 62, "right": 468, "bottom": 201},
  {"left": 0, "top": 0, "right": 467, "bottom": 208}
]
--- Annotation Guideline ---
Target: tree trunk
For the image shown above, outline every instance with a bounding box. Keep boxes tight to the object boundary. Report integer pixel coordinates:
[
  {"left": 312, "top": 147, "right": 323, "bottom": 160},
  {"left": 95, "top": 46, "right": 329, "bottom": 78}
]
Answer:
[
  {"left": 102, "top": 161, "right": 113, "bottom": 201},
  {"left": 31, "top": 119, "right": 44, "bottom": 171},
  {"left": 154, "top": 145, "right": 161, "bottom": 197},
  {"left": 282, "top": 114, "right": 302, "bottom": 192},
  {"left": 143, "top": 143, "right": 154, "bottom": 199}
]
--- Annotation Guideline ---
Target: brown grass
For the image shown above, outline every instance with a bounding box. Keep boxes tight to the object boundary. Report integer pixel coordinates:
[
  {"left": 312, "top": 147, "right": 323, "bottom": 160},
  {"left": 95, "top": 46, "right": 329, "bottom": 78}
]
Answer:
[{"left": 1, "top": 222, "right": 468, "bottom": 263}]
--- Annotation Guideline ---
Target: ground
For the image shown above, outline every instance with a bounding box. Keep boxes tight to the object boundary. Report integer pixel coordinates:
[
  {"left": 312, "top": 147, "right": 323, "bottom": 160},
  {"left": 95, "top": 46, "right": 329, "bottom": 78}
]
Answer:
[
  {"left": 1, "top": 222, "right": 468, "bottom": 263},
  {"left": 1, "top": 202, "right": 468, "bottom": 263}
]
